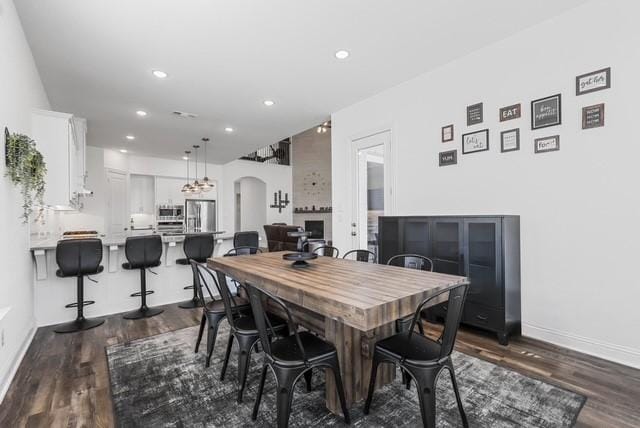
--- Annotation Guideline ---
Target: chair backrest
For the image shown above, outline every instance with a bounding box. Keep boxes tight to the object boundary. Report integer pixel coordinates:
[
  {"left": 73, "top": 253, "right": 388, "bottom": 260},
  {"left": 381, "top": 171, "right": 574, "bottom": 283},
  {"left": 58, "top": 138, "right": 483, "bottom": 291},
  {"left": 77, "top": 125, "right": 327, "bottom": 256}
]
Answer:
[
  {"left": 343, "top": 249, "right": 376, "bottom": 263},
  {"left": 245, "top": 283, "right": 308, "bottom": 364},
  {"left": 190, "top": 260, "right": 223, "bottom": 306},
  {"left": 56, "top": 238, "right": 103, "bottom": 276},
  {"left": 387, "top": 254, "right": 433, "bottom": 271},
  {"left": 406, "top": 282, "right": 469, "bottom": 360},
  {"left": 212, "top": 268, "right": 245, "bottom": 330},
  {"left": 225, "top": 246, "right": 262, "bottom": 256},
  {"left": 312, "top": 245, "right": 339, "bottom": 257},
  {"left": 183, "top": 234, "right": 215, "bottom": 262},
  {"left": 234, "top": 231, "right": 259, "bottom": 249},
  {"left": 124, "top": 235, "right": 163, "bottom": 269},
  {"left": 263, "top": 224, "right": 303, "bottom": 251}
]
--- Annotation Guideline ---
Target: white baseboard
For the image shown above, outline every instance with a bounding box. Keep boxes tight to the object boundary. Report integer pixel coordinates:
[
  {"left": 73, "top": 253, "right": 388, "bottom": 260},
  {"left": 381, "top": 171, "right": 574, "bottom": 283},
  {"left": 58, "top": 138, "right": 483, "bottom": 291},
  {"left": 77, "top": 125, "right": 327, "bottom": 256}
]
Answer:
[
  {"left": 522, "top": 322, "right": 640, "bottom": 369},
  {"left": 0, "top": 323, "right": 36, "bottom": 404}
]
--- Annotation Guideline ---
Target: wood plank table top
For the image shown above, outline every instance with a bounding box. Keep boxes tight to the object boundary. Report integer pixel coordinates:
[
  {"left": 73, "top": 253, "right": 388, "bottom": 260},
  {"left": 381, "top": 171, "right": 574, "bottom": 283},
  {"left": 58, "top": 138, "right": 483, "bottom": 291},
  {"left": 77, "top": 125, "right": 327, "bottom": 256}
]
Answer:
[{"left": 208, "top": 251, "right": 468, "bottom": 332}]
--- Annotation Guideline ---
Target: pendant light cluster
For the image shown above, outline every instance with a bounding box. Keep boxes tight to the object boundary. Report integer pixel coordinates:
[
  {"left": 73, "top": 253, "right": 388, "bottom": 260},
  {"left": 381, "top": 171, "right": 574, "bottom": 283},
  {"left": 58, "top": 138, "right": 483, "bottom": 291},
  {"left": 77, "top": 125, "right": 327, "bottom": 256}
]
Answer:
[{"left": 181, "top": 138, "right": 214, "bottom": 194}]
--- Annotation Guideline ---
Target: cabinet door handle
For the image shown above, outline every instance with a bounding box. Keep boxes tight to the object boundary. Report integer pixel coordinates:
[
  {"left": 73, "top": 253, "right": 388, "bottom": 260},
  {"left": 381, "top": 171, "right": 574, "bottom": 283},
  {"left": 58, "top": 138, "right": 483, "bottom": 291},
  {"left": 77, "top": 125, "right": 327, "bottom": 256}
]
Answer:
[{"left": 476, "top": 314, "right": 488, "bottom": 321}]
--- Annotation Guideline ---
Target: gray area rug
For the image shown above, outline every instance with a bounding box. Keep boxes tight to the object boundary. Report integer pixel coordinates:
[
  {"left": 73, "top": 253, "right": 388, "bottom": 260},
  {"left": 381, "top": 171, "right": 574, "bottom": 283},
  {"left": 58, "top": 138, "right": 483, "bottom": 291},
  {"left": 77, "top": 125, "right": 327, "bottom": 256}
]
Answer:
[{"left": 106, "top": 324, "right": 585, "bottom": 427}]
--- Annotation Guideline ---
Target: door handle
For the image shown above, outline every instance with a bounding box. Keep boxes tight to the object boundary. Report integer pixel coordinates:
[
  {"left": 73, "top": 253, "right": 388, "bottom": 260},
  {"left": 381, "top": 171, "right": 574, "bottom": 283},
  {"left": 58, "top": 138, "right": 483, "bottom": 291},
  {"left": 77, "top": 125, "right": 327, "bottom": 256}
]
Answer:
[{"left": 351, "top": 231, "right": 357, "bottom": 236}]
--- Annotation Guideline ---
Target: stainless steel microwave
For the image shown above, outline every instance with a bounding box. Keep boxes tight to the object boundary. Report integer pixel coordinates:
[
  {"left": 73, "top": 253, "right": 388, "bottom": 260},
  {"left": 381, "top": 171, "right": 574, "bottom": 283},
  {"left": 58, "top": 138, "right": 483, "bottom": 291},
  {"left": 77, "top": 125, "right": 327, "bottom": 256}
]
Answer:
[{"left": 157, "top": 204, "right": 183, "bottom": 221}]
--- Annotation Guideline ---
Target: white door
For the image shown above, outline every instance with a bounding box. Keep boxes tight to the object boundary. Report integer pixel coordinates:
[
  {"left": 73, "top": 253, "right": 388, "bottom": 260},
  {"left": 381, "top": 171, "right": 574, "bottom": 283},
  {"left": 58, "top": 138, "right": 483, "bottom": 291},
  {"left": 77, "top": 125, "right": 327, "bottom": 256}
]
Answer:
[
  {"left": 106, "top": 169, "right": 128, "bottom": 239},
  {"left": 351, "top": 131, "right": 392, "bottom": 253}
]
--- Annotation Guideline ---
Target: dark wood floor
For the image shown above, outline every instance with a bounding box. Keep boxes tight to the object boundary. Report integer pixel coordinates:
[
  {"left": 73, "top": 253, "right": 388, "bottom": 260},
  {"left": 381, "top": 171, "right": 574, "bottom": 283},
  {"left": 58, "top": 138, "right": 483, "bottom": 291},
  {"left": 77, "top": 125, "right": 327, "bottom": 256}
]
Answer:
[{"left": 1, "top": 303, "right": 639, "bottom": 427}]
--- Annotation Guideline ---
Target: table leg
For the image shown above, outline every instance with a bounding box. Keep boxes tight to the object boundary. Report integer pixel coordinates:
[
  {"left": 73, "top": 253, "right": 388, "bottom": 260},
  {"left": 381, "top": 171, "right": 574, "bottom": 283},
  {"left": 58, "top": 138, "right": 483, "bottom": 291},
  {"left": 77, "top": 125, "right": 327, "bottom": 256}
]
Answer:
[{"left": 324, "top": 318, "right": 395, "bottom": 416}]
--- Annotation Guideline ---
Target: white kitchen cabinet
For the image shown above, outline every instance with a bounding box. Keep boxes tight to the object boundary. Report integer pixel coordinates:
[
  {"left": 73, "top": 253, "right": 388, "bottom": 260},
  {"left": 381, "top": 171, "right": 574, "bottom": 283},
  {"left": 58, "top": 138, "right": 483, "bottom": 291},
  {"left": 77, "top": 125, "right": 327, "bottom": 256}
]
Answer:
[
  {"left": 130, "top": 174, "right": 155, "bottom": 214},
  {"left": 156, "top": 176, "right": 185, "bottom": 206},
  {"left": 31, "top": 109, "right": 87, "bottom": 210}
]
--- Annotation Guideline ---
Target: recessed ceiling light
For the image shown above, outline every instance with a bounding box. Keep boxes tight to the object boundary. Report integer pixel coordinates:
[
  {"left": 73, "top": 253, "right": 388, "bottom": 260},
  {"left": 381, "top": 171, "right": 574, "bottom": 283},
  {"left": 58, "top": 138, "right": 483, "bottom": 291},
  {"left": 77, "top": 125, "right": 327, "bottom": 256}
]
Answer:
[
  {"left": 136, "top": 110, "right": 147, "bottom": 117},
  {"left": 152, "top": 70, "right": 168, "bottom": 79},
  {"left": 120, "top": 149, "right": 128, "bottom": 153},
  {"left": 125, "top": 135, "right": 135, "bottom": 140},
  {"left": 182, "top": 156, "right": 189, "bottom": 160},
  {"left": 263, "top": 100, "right": 275, "bottom": 107},
  {"left": 335, "top": 50, "right": 350, "bottom": 59},
  {"left": 224, "top": 127, "right": 234, "bottom": 133}
]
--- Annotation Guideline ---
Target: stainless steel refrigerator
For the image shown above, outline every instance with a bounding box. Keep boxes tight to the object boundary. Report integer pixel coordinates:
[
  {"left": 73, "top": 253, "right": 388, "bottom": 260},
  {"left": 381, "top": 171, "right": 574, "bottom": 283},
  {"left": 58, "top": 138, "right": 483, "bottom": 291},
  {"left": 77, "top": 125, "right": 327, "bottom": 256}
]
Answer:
[{"left": 184, "top": 199, "right": 217, "bottom": 233}]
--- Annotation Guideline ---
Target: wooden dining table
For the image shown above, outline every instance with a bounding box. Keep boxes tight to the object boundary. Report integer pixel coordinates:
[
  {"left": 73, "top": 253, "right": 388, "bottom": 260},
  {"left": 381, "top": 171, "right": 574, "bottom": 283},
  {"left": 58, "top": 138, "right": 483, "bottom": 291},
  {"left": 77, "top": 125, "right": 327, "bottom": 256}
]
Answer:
[{"left": 207, "top": 251, "right": 468, "bottom": 416}]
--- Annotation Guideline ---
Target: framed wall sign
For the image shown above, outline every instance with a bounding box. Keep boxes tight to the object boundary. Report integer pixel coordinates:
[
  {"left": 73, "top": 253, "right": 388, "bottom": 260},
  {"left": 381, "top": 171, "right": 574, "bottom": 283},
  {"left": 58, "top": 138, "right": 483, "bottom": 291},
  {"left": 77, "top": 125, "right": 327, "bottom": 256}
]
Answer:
[
  {"left": 466, "top": 102, "right": 483, "bottom": 126},
  {"left": 462, "top": 129, "right": 489, "bottom": 154},
  {"left": 441, "top": 124, "right": 454, "bottom": 142},
  {"left": 576, "top": 67, "right": 611, "bottom": 96},
  {"left": 534, "top": 135, "right": 560, "bottom": 153},
  {"left": 499, "top": 103, "right": 521, "bottom": 122},
  {"left": 500, "top": 128, "right": 520, "bottom": 153},
  {"left": 531, "top": 94, "right": 561, "bottom": 130},
  {"left": 582, "top": 103, "right": 605, "bottom": 129},
  {"left": 439, "top": 150, "right": 457, "bottom": 166}
]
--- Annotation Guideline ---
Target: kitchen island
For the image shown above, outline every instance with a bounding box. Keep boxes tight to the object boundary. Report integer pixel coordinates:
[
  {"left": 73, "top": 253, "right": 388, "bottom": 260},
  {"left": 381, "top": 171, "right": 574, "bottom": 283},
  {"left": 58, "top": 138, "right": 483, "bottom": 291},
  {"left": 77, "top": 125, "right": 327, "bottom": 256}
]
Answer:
[{"left": 29, "top": 232, "right": 235, "bottom": 327}]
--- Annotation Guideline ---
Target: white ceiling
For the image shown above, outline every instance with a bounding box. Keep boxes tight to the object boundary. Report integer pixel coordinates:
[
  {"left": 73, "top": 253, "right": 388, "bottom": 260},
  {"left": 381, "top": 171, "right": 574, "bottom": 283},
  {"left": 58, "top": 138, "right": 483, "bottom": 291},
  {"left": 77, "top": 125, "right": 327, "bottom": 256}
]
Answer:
[{"left": 16, "top": 0, "right": 585, "bottom": 163}]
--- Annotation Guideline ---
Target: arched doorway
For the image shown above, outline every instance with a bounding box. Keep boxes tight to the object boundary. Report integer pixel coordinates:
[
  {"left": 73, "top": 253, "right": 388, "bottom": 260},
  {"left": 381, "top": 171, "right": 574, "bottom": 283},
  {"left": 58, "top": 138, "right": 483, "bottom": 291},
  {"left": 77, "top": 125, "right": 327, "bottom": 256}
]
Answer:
[{"left": 233, "top": 176, "right": 267, "bottom": 239}]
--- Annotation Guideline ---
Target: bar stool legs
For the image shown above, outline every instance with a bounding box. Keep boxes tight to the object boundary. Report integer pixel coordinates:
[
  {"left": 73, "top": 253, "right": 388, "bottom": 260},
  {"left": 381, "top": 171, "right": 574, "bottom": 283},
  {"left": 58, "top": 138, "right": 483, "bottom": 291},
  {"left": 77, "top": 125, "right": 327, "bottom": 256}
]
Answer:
[
  {"left": 123, "top": 268, "right": 164, "bottom": 319},
  {"left": 54, "top": 276, "right": 104, "bottom": 333},
  {"left": 178, "top": 268, "right": 203, "bottom": 309}
]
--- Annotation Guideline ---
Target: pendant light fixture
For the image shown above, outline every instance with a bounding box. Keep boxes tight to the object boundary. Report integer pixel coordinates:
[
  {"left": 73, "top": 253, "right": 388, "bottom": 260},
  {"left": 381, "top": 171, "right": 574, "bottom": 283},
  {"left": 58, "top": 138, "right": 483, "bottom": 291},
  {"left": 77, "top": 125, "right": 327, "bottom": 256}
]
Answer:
[
  {"left": 190, "top": 145, "right": 202, "bottom": 194},
  {"left": 199, "top": 137, "right": 213, "bottom": 192},
  {"left": 181, "top": 150, "right": 192, "bottom": 193}
]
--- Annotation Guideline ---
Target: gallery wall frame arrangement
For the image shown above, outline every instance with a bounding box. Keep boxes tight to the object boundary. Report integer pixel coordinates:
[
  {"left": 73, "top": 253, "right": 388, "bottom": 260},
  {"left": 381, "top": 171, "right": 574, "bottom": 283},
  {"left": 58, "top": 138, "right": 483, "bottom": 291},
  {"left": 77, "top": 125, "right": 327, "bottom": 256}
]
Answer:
[
  {"left": 500, "top": 128, "right": 520, "bottom": 153},
  {"left": 531, "top": 94, "right": 562, "bottom": 130},
  {"left": 534, "top": 135, "right": 560, "bottom": 153},
  {"left": 582, "top": 103, "right": 605, "bottom": 129},
  {"left": 576, "top": 67, "right": 611, "bottom": 96},
  {"left": 441, "top": 124, "right": 454, "bottom": 142},
  {"left": 499, "top": 103, "right": 521, "bottom": 122},
  {"left": 439, "top": 149, "right": 457, "bottom": 166},
  {"left": 462, "top": 129, "right": 489, "bottom": 154},
  {"left": 466, "top": 102, "right": 483, "bottom": 126}
]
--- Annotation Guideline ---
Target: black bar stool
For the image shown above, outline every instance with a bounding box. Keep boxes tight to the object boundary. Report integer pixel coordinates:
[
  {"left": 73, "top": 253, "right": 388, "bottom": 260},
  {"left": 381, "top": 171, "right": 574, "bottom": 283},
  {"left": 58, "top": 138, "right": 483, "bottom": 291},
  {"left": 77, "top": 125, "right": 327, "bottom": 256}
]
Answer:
[
  {"left": 122, "top": 235, "right": 164, "bottom": 319},
  {"left": 233, "top": 231, "right": 259, "bottom": 248},
  {"left": 54, "top": 238, "right": 105, "bottom": 333},
  {"left": 176, "top": 234, "right": 215, "bottom": 309}
]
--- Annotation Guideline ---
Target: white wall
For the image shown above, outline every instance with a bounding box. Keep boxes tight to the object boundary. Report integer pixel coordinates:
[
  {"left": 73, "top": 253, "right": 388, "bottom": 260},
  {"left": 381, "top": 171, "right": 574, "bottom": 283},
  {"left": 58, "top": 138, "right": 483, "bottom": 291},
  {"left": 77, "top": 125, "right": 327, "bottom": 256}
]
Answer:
[
  {"left": 0, "top": 0, "right": 50, "bottom": 400},
  {"left": 238, "top": 177, "right": 267, "bottom": 240},
  {"left": 332, "top": 0, "right": 640, "bottom": 368},
  {"left": 221, "top": 160, "right": 293, "bottom": 238}
]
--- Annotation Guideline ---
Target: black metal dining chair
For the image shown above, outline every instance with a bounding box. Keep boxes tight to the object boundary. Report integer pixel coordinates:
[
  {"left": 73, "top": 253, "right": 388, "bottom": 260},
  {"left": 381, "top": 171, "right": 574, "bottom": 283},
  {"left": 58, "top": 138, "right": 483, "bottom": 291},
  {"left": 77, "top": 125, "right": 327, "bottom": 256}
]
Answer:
[
  {"left": 191, "top": 261, "right": 251, "bottom": 367},
  {"left": 312, "top": 245, "right": 340, "bottom": 257},
  {"left": 245, "top": 283, "right": 351, "bottom": 428},
  {"left": 343, "top": 249, "right": 376, "bottom": 263},
  {"left": 214, "top": 269, "right": 288, "bottom": 403},
  {"left": 387, "top": 254, "right": 434, "bottom": 271},
  {"left": 234, "top": 231, "right": 259, "bottom": 249},
  {"left": 364, "top": 282, "right": 470, "bottom": 428},
  {"left": 225, "top": 246, "right": 262, "bottom": 256}
]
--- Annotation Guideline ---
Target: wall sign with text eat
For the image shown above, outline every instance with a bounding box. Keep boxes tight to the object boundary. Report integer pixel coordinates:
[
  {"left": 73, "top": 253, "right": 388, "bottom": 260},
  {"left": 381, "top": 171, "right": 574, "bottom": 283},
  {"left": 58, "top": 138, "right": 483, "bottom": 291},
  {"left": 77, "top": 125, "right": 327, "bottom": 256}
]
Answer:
[{"left": 499, "top": 103, "right": 521, "bottom": 122}]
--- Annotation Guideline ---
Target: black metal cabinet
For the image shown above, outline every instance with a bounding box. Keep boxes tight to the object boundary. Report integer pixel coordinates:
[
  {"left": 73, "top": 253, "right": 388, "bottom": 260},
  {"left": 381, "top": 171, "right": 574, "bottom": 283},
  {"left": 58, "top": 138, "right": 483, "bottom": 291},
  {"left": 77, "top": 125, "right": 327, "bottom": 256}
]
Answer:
[{"left": 378, "top": 215, "right": 521, "bottom": 345}]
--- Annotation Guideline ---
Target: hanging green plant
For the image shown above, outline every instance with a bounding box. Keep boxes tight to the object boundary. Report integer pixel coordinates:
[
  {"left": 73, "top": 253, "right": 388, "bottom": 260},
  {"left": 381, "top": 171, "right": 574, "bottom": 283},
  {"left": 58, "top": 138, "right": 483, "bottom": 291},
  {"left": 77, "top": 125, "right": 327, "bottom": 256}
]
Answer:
[{"left": 4, "top": 128, "right": 47, "bottom": 223}]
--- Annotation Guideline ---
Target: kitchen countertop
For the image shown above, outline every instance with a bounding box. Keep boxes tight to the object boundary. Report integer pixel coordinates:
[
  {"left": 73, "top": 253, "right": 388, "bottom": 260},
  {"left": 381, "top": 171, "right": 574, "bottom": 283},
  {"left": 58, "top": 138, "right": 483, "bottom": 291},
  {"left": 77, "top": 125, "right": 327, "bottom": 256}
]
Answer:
[{"left": 30, "top": 231, "right": 232, "bottom": 251}]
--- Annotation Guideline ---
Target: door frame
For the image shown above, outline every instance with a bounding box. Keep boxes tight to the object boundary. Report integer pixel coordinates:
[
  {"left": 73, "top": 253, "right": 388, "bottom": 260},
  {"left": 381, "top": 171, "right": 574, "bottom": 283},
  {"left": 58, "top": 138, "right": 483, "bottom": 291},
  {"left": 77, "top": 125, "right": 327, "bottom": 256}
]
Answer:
[
  {"left": 349, "top": 126, "right": 396, "bottom": 249},
  {"left": 105, "top": 168, "right": 129, "bottom": 238}
]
